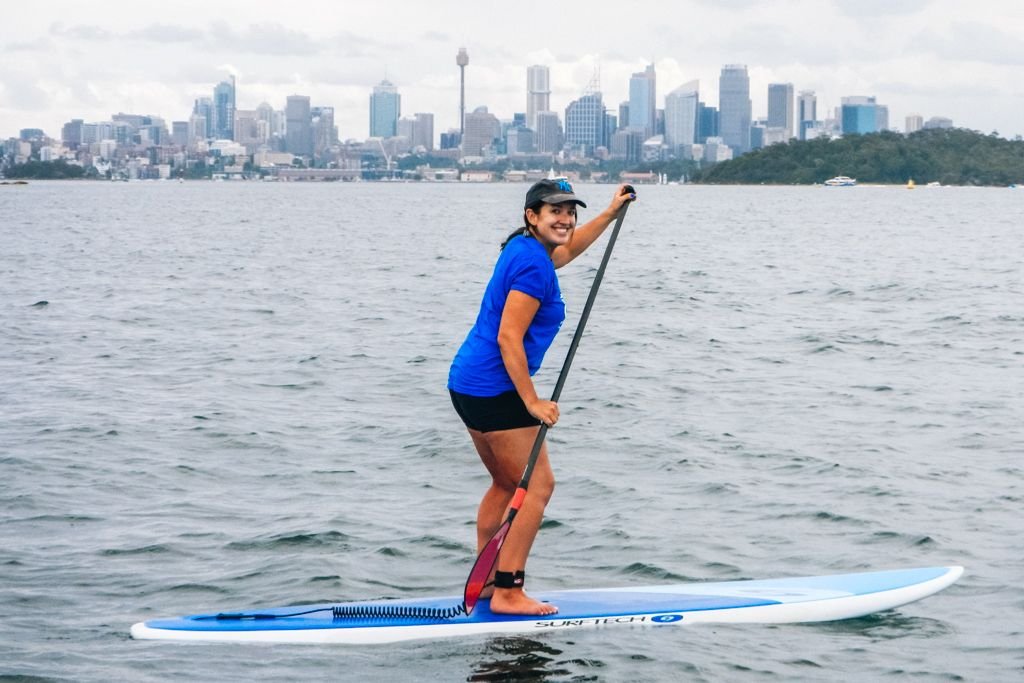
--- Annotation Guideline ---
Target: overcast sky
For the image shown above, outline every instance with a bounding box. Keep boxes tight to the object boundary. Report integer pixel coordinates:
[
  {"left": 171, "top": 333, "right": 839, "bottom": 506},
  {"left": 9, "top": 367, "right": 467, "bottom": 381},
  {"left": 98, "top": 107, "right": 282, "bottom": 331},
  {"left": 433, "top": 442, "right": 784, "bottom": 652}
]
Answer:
[{"left": 3, "top": 0, "right": 1022, "bottom": 141}]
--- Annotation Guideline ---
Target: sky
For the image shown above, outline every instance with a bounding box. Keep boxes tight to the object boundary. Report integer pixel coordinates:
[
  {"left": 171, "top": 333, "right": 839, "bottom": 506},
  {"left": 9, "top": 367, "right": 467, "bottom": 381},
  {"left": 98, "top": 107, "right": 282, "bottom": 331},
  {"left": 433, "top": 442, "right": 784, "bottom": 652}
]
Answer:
[{"left": 2, "top": 0, "right": 1022, "bottom": 142}]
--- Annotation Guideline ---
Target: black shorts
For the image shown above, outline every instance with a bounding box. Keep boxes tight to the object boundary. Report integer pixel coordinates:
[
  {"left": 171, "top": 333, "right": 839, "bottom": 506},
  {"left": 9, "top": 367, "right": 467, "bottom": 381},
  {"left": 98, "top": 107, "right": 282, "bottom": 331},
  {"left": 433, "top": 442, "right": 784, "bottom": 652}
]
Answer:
[{"left": 449, "top": 389, "right": 541, "bottom": 433}]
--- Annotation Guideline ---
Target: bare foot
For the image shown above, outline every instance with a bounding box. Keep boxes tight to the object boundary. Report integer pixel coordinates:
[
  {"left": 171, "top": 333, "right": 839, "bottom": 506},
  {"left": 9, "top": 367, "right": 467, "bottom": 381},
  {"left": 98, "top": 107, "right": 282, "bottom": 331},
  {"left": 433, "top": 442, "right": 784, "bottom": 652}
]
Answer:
[{"left": 488, "top": 588, "right": 558, "bottom": 615}]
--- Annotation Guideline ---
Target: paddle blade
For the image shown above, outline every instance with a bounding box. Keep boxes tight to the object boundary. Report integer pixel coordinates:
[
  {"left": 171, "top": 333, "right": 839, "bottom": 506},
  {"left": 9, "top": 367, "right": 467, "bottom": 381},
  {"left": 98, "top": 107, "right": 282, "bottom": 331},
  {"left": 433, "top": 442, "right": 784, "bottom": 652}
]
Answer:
[{"left": 463, "top": 520, "right": 511, "bottom": 615}]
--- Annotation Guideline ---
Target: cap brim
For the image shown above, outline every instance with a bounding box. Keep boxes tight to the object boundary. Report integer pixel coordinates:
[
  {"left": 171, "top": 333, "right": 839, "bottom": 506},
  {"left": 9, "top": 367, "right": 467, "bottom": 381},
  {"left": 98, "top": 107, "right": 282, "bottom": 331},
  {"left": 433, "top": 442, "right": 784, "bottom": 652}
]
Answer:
[{"left": 541, "top": 193, "right": 587, "bottom": 208}]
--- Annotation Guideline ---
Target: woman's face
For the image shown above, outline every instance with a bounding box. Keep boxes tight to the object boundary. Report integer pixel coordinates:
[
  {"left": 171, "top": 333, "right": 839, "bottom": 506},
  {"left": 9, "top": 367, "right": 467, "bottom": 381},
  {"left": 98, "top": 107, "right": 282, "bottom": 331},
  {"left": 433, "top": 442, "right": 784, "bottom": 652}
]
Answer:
[{"left": 526, "top": 202, "right": 577, "bottom": 248}]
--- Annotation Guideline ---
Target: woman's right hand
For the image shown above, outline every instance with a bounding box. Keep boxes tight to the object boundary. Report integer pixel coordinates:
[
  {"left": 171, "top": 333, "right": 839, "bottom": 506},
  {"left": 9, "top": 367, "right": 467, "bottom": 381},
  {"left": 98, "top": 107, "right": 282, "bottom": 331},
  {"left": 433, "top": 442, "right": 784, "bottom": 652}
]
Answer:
[{"left": 527, "top": 399, "right": 559, "bottom": 427}]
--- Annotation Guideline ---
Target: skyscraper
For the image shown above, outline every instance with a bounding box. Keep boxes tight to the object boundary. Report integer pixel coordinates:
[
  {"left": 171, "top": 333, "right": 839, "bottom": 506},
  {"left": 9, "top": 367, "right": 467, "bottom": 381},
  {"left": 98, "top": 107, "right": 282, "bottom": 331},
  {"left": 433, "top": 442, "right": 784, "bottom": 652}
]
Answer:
[
  {"left": 462, "top": 106, "right": 501, "bottom": 156},
  {"left": 767, "top": 83, "right": 794, "bottom": 140},
  {"left": 212, "top": 77, "right": 236, "bottom": 140},
  {"left": 797, "top": 91, "right": 817, "bottom": 140},
  {"left": 565, "top": 92, "right": 606, "bottom": 155},
  {"left": 841, "top": 96, "right": 880, "bottom": 135},
  {"left": 526, "top": 65, "right": 550, "bottom": 131},
  {"left": 664, "top": 81, "right": 699, "bottom": 153},
  {"left": 311, "top": 106, "right": 336, "bottom": 159},
  {"left": 370, "top": 80, "right": 400, "bottom": 138},
  {"left": 193, "top": 97, "right": 213, "bottom": 139},
  {"left": 628, "top": 64, "right": 657, "bottom": 138},
  {"left": 719, "top": 65, "right": 752, "bottom": 154},
  {"left": 285, "top": 95, "right": 313, "bottom": 157},
  {"left": 905, "top": 114, "right": 924, "bottom": 134},
  {"left": 535, "top": 111, "right": 563, "bottom": 154}
]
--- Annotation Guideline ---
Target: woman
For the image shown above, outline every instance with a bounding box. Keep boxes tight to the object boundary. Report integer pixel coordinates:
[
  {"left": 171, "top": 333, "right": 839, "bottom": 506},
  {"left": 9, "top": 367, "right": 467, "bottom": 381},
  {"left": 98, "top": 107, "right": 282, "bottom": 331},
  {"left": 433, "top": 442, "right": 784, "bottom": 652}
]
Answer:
[{"left": 448, "top": 179, "right": 635, "bottom": 615}]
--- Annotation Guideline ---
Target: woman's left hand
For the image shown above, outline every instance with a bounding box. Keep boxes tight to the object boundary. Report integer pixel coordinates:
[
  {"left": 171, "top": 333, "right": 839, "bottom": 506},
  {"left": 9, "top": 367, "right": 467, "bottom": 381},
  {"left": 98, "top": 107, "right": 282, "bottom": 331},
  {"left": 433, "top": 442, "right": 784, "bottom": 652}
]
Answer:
[{"left": 609, "top": 184, "right": 636, "bottom": 213}]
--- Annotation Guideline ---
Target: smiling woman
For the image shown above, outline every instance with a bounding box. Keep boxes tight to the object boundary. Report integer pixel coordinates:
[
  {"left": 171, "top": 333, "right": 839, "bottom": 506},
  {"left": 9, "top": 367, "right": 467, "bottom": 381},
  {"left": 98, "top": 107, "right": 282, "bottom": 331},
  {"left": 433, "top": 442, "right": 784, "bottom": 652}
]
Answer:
[{"left": 447, "top": 179, "right": 634, "bottom": 616}]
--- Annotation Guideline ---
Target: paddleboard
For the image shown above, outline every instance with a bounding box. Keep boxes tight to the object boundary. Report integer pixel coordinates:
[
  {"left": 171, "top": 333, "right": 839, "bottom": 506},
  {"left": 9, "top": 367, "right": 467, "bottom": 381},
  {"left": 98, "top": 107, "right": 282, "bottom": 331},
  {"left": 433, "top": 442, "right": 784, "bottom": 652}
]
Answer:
[{"left": 130, "top": 565, "right": 961, "bottom": 644}]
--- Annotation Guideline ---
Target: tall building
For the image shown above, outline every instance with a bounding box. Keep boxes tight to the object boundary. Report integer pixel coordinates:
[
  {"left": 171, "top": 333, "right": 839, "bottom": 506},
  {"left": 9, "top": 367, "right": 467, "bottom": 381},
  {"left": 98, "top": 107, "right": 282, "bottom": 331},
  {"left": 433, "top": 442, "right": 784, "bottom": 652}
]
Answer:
[
  {"left": 628, "top": 64, "right": 657, "bottom": 138},
  {"left": 924, "top": 116, "right": 953, "bottom": 129},
  {"left": 526, "top": 65, "right": 550, "bottom": 131},
  {"left": 719, "top": 65, "right": 752, "bottom": 154},
  {"left": 664, "top": 81, "right": 699, "bottom": 153},
  {"left": 767, "top": 83, "right": 794, "bottom": 140},
  {"left": 456, "top": 48, "right": 469, "bottom": 135},
  {"left": 285, "top": 95, "right": 313, "bottom": 157},
  {"left": 193, "top": 97, "right": 213, "bottom": 138},
  {"left": 370, "top": 80, "right": 400, "bottom": 138},
  {"left": 535, "top": 111, "right": 563, "bottom": 154},
  {"left": 696, "top": 102, "right": 718, "bottom": 143},
  {"left": 841, "top": 96, "right": 880, "bottom": 135},
  {"left": 311, "top": 106, "right": 336, "bottom": 159},
  {"left": 462, "top": 106, "right": 501, "bottom": 156},
  {"left": 61, "top": 119, "right": 83, "bottom": 149},
  {"left": 797, "top": 90, "right": 817, "bottom": 140},
  {"left": 565, "top": 92, "right": 606, "bottom": 155},
  {"left": 212, "top": 77, "right": 236, "bottom": 140},
  {"left": 411, "top": 113, "right": 436, "bottom": 150},
  {"left": 905, "top": 114, "right": 924, "bottom": 134}
]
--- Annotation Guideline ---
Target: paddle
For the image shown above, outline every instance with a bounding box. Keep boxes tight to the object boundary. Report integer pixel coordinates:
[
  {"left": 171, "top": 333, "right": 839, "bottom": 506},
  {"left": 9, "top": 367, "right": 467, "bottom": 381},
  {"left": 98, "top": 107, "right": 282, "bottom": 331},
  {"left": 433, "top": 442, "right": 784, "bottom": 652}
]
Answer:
[{"left": 463, "top": 185, "right": 635, "bottom": 615}]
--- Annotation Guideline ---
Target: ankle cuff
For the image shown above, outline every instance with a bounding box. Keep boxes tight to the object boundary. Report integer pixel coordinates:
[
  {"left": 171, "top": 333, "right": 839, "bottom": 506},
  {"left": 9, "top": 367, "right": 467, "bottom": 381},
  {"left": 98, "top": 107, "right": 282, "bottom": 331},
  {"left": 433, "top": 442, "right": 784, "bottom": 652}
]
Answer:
[{"left": 493, "top": 570, "right": 525, "bottom": 589}]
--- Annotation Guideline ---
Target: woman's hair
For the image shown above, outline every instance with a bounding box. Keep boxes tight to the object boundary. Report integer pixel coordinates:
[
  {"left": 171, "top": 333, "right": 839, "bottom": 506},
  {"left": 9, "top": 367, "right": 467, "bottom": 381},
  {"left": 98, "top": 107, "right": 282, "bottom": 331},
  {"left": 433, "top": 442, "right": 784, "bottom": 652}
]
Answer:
[{"left": 500, "top": 201, "right": 545, "bottom": 250}]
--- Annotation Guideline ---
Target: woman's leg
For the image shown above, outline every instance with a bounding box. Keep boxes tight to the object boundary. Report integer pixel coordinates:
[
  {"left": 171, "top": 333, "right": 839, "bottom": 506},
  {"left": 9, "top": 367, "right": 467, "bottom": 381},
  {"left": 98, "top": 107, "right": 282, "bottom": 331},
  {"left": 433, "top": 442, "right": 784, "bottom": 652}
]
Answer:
[{"left": 471, "top": 425, "right": 557, "bottom": 615}]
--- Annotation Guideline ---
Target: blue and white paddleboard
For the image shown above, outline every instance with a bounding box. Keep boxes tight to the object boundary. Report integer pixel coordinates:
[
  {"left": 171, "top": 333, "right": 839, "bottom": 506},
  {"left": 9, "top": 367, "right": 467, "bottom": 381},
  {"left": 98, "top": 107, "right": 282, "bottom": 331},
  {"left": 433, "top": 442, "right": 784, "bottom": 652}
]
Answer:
[{"left": 130, "top": 566, "right": 961, "bottom": 644}]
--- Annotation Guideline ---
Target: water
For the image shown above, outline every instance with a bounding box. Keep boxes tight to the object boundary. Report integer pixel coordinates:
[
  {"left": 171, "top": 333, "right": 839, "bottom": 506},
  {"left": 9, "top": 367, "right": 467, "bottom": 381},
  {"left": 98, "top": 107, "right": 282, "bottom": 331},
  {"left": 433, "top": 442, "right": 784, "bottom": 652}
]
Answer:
[{"left": 1, "top": 181, "right": 1021, "bottom": 681}]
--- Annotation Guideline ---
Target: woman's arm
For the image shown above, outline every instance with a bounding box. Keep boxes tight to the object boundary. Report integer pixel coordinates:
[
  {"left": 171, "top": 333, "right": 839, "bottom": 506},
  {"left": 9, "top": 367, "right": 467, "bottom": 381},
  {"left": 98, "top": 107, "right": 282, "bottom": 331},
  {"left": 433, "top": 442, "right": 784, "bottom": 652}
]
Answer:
[
  {"left": 550, "top": 184, "right": 634, "bottom": 269},
  {"left": 497, "top": 290, "right": 559, "bottom": 426}
]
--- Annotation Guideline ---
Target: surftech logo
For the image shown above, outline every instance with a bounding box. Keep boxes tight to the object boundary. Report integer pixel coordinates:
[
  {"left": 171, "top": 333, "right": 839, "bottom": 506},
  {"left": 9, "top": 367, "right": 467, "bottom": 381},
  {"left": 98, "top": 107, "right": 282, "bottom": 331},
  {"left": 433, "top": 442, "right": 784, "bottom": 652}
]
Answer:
[{"left": 535, "top": 614, "right": 685, "bottom": 629}]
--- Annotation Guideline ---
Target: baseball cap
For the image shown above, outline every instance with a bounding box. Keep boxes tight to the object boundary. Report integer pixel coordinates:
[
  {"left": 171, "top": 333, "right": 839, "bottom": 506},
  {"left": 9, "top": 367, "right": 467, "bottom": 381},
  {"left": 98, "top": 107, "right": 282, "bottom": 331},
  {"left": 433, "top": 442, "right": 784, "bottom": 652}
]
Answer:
[{"left": 524, "top": 178, "right": 587, "bottom": 209}]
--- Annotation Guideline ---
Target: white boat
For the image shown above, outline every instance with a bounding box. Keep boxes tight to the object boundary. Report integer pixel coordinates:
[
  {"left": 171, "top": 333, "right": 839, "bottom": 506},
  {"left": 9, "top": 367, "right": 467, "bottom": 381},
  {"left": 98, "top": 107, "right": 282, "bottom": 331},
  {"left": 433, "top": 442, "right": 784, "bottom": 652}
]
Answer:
[{"left": 824, "top": 176, "right": 857, "bottom": 186}]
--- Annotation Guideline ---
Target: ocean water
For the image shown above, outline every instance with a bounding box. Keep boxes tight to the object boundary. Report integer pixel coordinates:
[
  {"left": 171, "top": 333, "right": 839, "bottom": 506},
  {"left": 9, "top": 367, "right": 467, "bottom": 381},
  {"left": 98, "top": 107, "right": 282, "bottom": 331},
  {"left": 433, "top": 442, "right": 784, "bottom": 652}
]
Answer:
[{"left": 1, "top": 180, "right": 1021, "bottom": 681}]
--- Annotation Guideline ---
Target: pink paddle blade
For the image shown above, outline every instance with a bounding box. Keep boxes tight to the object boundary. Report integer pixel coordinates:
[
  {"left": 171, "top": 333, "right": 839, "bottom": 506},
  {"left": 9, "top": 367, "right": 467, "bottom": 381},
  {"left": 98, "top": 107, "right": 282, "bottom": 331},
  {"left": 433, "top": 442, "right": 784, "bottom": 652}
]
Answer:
[{"left": 463, "top": 520, "right": 511, "bottom": 614}]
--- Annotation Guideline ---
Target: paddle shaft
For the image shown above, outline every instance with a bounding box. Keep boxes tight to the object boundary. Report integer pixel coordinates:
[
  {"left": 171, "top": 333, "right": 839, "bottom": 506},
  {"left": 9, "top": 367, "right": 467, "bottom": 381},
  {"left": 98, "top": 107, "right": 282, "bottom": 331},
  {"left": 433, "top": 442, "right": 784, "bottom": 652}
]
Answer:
[{"left": 507, "top": 190, "right": 633, "bottom": 520}]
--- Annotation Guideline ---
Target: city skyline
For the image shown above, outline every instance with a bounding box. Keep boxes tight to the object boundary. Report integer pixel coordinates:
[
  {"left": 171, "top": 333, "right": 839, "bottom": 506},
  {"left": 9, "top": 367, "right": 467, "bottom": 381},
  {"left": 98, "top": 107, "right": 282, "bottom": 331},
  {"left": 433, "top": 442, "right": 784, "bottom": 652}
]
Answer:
[{"left": 2, "top": 1, "right": 1022, "bottom": 141}]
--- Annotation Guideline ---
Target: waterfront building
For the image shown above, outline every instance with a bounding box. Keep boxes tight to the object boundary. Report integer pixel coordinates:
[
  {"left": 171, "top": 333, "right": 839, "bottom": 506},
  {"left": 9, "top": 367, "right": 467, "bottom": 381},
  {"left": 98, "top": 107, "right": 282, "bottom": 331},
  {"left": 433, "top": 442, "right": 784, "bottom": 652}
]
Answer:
[
  {"left": 212, "top": 78, "right": 236, "bottom": 140},
  {"left": 285, "top": 95, "right": 313, "bottom": 157},
  {"left": 905, "top": 114, "right": 924, "bottom": 133},
  {"left": 370, "top": 80, "right": 401, "bottom": 138},
  {"left": 719, "top": 65, "right": 752, "bottom": 154},
  {"left": 664, "top": 81, "right": 699, "bottom": 155},
  {"left": 527, "top": 65, "right": 550, "bottom": 131},
  {"left": 797, "top": 90, "right": 817, "bottom": 140},
  {"left": 767, "top": 83, "right": 794, "bottom": 140},
  {"left": 628, "top": 64, "right": 657, "bottom": 138}
]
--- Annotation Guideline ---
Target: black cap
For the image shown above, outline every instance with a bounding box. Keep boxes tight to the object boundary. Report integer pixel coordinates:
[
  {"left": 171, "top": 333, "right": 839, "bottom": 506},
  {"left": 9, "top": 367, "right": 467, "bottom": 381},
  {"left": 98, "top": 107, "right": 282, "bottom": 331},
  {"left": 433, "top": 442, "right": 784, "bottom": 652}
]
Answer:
[{"left": 524, "top": 179, "right": 587, "bottom": 209}]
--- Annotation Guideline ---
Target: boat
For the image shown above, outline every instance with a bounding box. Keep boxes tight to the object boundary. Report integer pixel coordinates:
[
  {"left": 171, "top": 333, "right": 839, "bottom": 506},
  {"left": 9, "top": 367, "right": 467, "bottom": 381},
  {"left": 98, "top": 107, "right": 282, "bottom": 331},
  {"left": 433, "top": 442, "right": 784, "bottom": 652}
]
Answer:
[
  {"left": 906, "top": 179, "right": 916, "bottom": 189},
  {"left": 824, "top": 176, "right": 857, "bottom": 186}
]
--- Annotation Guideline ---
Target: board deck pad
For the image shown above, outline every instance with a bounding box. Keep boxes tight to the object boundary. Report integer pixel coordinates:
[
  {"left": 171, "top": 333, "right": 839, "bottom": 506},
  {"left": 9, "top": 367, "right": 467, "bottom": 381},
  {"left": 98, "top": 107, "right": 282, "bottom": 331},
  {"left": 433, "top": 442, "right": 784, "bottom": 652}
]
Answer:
[{"left": 131, "top": 566, "right": 962, "bottom": 644}]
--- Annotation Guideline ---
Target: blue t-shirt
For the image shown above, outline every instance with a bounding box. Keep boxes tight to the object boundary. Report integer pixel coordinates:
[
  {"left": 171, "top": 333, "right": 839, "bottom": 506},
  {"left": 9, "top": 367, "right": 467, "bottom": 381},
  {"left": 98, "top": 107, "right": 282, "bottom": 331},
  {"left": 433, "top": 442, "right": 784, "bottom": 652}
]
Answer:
[{"left": 448, "top": 234, "right": 566, "bottom": 396}]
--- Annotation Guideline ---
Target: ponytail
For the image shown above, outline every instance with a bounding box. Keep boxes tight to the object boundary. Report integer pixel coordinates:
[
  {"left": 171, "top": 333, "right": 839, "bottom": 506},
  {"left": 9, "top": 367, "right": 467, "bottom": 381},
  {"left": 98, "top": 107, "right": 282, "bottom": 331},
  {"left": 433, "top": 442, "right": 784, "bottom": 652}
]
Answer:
[{"left": 500, "top": 204, "right": 544, "bottom": 251}]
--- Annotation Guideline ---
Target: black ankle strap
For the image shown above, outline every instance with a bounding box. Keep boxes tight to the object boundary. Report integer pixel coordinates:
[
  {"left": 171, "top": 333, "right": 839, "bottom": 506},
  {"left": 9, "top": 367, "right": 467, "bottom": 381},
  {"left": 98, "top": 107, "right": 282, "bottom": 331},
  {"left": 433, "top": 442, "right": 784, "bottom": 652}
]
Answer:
[{"left": 493, "top": 570, "right": 525, "bottom": 589}]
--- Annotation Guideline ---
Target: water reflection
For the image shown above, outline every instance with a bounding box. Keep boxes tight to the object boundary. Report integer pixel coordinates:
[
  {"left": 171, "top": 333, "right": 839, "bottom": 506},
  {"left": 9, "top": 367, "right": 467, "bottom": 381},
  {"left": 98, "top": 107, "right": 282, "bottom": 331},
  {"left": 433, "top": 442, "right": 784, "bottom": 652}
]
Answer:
[{"left": 468, "top": 636, "right": 600, "bottom": 681}]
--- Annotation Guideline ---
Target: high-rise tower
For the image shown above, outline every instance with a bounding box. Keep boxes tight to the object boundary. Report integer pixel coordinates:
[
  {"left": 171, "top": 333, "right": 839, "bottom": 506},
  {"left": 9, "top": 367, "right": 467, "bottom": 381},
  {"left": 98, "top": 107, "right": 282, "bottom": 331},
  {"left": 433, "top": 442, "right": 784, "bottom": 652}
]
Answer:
[
  {"left": 456, "top": 48, "right": 469, "bottom": 136},
  {"left": 370, "top": 80, "right": 400, "bottom": 138},
  {"left": 527, "top": 65, "right": 550, "bottom": 131},
  {"left": 767, "top": 83, "right": 794, "bottom": 140},
  {"left": 628, "top": 64, "right": 657, "bottom": 138},
  {"left": 719, "top": 65, "right": 751, "bottom": 154},
  {"left": 797, "top": 90, "right": 817, "bottom": 140}
]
